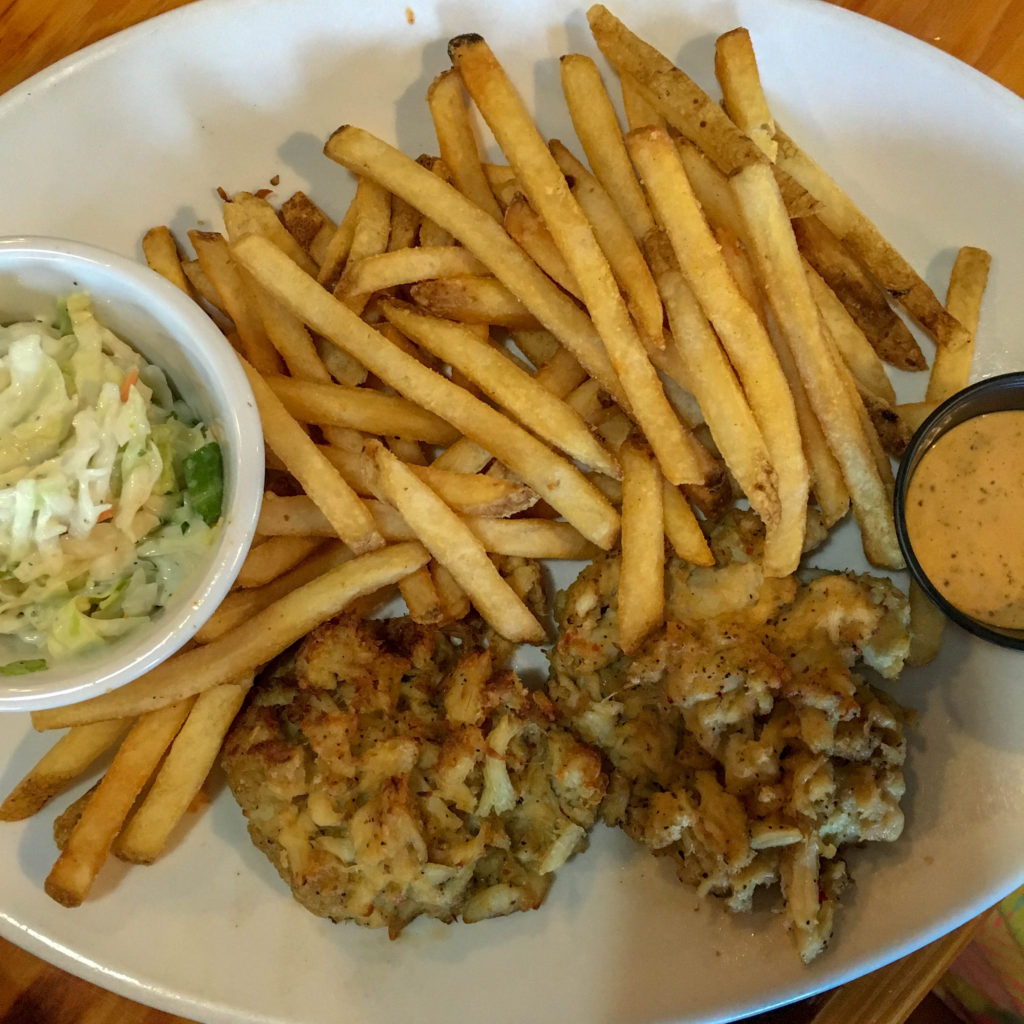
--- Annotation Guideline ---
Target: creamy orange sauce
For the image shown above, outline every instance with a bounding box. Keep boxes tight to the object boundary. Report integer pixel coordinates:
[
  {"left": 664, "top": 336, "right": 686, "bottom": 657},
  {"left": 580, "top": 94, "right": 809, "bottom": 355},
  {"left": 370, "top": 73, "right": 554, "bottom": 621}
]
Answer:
[{"left": 906, "top": 409, "right": 1024, "bottom": 629}]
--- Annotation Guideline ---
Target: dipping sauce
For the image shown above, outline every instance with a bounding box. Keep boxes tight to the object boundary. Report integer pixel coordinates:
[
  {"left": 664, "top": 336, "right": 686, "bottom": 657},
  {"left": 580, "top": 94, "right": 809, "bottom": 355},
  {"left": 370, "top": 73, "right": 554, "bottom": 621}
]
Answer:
[{"left": 905, "top": 409, "right": 1024, "bottom": 629}]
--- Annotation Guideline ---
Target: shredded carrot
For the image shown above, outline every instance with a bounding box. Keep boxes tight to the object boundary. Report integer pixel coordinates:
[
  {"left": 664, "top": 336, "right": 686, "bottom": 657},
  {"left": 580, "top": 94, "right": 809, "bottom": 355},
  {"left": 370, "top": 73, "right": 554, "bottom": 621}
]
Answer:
[
  {"left": 120, "top": 369, "right": 139, "bottom": 402},
  {"left": 97, "top": 508, "right": 114, "bottom": 522}
]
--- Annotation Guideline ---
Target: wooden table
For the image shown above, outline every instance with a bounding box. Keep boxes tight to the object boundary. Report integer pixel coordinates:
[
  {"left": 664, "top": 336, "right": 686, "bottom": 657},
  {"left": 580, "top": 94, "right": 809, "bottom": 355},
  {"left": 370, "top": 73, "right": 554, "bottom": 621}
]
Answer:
[{"left": 0, "top": 1, "right": 1021, "bottom": 1022}]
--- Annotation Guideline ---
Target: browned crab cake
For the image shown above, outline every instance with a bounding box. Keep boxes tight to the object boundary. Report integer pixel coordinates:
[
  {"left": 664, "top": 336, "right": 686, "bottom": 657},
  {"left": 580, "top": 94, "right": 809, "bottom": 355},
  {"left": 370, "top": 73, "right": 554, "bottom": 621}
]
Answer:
[{"left": 221, "top": 612, "right": 606, "bottom": 937}]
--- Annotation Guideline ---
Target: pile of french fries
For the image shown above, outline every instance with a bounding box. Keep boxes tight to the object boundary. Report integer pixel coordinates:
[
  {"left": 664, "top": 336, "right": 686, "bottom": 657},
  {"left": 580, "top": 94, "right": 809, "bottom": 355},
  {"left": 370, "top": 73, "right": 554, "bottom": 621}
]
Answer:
[{"left": 1, "top": 5, "right": 990, "bottom": 913}]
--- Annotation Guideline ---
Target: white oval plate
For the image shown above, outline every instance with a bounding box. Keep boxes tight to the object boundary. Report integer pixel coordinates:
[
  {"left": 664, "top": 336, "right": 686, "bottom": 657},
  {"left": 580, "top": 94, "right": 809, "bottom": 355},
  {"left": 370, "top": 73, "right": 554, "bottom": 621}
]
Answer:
[{"left": 1, "top": 2, "right": 1023, "bottom": 1023}]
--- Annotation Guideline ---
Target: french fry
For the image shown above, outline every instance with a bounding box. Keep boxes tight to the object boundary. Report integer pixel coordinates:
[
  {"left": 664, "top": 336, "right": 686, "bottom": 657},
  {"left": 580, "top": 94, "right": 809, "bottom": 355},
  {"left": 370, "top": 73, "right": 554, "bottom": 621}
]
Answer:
[
  {"left": 620, "top": 70, "right": 666, "bottom": 132},
  {"left": 0, "top": 720, "right": 130, "bottom": 821},
  {"left": 44, "top": 699, "right": 195, "bottom": 906},
  {"left": 266, "top": 374, "right": 459, "bottom": 445},
  {"left": 548, "top": 140, "right": 665, "bottom": 349},
  {"left": 897, "top": 400, "right": 938, "bottom": 434},
  {"left": 315, "top": 190, "right": 360, "bottom": 288},
  {"left": 644, "top": 231, "right": 778, "bottom": 536},
  {"left": 381, "top": 300, "right": 620, "bottom": 477},
  {"left": 409, "top": 275, "right": 541, "bottom": 328},
  {"left": 320, "top": 444, "right": 538, "bottom": 516},
  {"left": 716, "top": 227, "right": 851, "bottom": 528},
  {"left": 774, "top": 127, "right": 972, "bottom": 355},
  {"left": 432, "top": 561, "right": 471, "bottom": 622},
  {"left": 661, "top": 480, "right": 714, "bottom": 567},
  {"left": 324, "top": 124, "right": 621, "bottom": 399},
  {"left": 231, "top": 234, "right": 620, "bottom": 550},
  {"left": 388, "top": 194, "right": 422, "bottom": 252},
  {"left": 791, "top": 215, "right": 925, "bottom": 371},
  {"left": 235, "top": 535, "right": 325, "bottom": 589},
  {"left": 32, "top": 542, "right": 433, "bottom": 729},
  {"left": 803, "top": 259, "right": 897, "bottom": 404},
  {"left": 114, "top": 677, "right": 254, "bottom": 864},
  {"left": 559, "top": 53, "right": 655, "bottom": 240},
  {"left": 189, "top": 230, "right": 285, "bottom": 375},
  {"left": 926, "top": 245, "right": 992, "bottom": 402},
  {"left": 398, "top": 563, "right": 446, "bottom": 625},
  {"left": 617, "top": 437, "right": 665, "bottom": 654},
  {"left": 714, "top": 28, "right": 777, "bottom": 162},
  {"left": 449, "top": 34, "right": 705, "bottom": 487},
  {"left": 243, "top": 274, "right": 333, "bottom": 382},
  {"left": 503, "top": 196, "right": 582, "bottom": 298},
  {"left": 458, "top": 517, "right": 599, "bottom": 560},
  {"left": 428, "top": 68, "right": 504, "bottom": 222},
  {"left": 142, "top": 226, "right": 191, "bottom": 294},
  {"left": 196, "top": 541, "right": 352, "bottom": 643},
  {"left": 430, "top": 437, "right": 493, "bottom": 474},
  {"left": 367, "top": 441, "right": 545, "bottom": 643},
  {"left": 337, "top": 246, "right": 488, "bottom": 301},
  {"left": 731, "top": 158, "right": 903, "bottom": 567},
  {"left": 588, "top": 5, "right": 763, "bottom": 178},
  {"left": 240, "top": 358, "right": 385, "bottom": 554},
  {"left": 629, "top": 128, "right": 807, "bottom": 576}
]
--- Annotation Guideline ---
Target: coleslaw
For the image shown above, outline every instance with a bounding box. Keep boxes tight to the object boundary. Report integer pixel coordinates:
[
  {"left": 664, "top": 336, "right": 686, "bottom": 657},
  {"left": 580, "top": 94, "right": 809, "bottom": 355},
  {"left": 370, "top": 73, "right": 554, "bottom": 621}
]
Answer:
[{"left": 0, "top": 293, "right": 223, "bottom": 671}]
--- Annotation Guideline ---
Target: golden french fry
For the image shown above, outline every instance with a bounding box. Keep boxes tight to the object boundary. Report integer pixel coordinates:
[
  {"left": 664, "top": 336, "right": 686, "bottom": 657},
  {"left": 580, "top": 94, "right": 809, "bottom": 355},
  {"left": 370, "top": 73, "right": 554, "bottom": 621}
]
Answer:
[
  {"left": 142, "top": 226, "right": 191, "bottom": 295},
  {"left": 114, "top": 678, "right": 254, "bottom": 864},
  {"left": 32, "top": 542, "right": 432, "bottom": 730},
  {"left": 504, "top": 196, "right": 582, "bottom": 298},
  {"left": 266, "top": 374, "right": 459, "bottom": 445},
  {"left": 559, "top": 53, "right": 655, "bottom": 240},
  {"left": 717, "top": 227, "right": 851, "bottom": 528},
  {"left": 897, "top": 400, "right": 938, "bottom": 434},
  {"left": 926, "top": 246, "right": 992, "bottom": 402},
  {"left": 315, "top": 189, "right": 360, "bottom": 288},
  {"left": 774, "top": 127, "right": 971, "bottom": 355},
  {"left": 398, "top": 563, "right": 446, "bottom": 625},
  {"left": 430, "top": 437, "right": 493, "bottom": 474},
  {"left": 367, "top": 440, "right": 545, "bottom": 643},
  {"left": 620, "top": 70, "right": 666, "bottom": 132},
  {"left": 44, "top": 699, "right": 195, "bottom": 906},
  {"left": 617, "top": 437, "right": 665, "bottom": 654},
  {"left": 548, "top": 140, "right": 664, "bottom": 349},
  {"left": 458, "top": 517, "right": 599, "bottom": 560},
  {"left": 450, "top": 33, "right": 704, "bottom": 487},
  {"left": 661, "top": 480, "right": 714, "bottom": 567},
  {"left": 324, "top": 124, "right": 621, "bottom": 398},
  {"left": 714, "top": 28, "right": 777, "bottom": 162},
  {"left": 0, "top": 720, "right": 130, "bottom": 821},
  {"left": 196, "top": 541, "right": 352, "bottom": 644},
  {"left": 427, "top": 68, "right": 504, "bottom": 222},
  {"left": 240, "top": 358, "right": 385, "bottom": 554},
  {"left": 337, "top": 246, "right": 488, "bottom": 301},
  {"left": 643, "top": 232, "right": 777, "bottom": 535},
  {"left": 629, "top": 128, "right": 807, "bottom": 576},
  {"left": 188, "top": 230, "right": 285, "bottom": 375},
  {"left": 242, "top": 272, "right": 333, "bottom": 383},
  {"left": 409, "top": 275, "right": 541, "bottom": 328},
  {"left": 803, "top": 259, "right": 897, "bottom": 404},
  {"left": 792, "top": 215, "right": 925, "bottom": 371},
  {"left": 588, "top": 5, "right": 763, "bottom": 178},
  {"left": 381, "top": 300, "right": 619, "bottom": 477},
  {"left": 432, "top": 561, "right": 471, "bottom": 622},
  {"left": 235, "top": 535, "right": 325, "bottom": 589},
  {"left": 320, "top": 443, "right": 538, "bottom": 516},
  {"left": 231, "top": 234, "right": 620, "bottom": 550}
]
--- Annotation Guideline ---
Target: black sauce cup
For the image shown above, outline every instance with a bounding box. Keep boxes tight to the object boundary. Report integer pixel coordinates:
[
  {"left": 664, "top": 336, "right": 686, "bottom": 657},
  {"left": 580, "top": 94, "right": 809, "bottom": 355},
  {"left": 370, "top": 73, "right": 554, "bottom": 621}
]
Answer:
[{"left": 894, "top": 371, "right": 1024, "bottom": 650}]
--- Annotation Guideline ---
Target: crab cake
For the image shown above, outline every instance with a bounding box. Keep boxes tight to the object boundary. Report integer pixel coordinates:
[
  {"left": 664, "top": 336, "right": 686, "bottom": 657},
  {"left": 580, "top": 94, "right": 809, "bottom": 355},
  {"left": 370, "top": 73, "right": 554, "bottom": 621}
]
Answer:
[
  {"left": 221, "top": 613, "right": 606, "bottom": 937},
  {"left": 547, "top": 509, "right": 912, "bottom": 963}
]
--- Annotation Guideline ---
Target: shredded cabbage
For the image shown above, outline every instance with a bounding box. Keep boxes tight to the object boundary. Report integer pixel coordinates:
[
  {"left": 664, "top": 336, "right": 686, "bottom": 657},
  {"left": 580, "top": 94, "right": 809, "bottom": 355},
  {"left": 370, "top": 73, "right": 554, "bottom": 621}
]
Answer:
[{"left": 0, "top": 293, "right": 223, "bottom": 669}]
